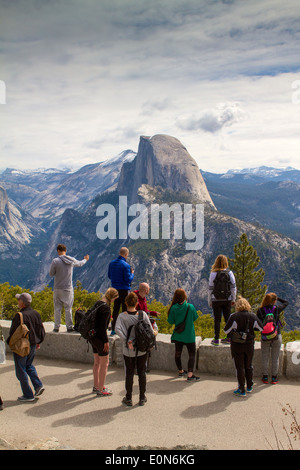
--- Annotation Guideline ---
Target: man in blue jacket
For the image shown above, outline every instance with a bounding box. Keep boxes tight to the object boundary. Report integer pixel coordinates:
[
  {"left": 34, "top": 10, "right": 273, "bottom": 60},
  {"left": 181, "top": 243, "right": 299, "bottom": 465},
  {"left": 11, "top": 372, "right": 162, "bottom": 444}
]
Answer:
[{"left": 108, "top": 247, "right": 134, "bottom": 336}]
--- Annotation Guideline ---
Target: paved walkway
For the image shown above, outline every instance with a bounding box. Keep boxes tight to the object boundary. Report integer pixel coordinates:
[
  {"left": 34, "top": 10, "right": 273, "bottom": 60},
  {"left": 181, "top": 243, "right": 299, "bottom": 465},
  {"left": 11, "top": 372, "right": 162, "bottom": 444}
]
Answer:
[{"left": 1, "top": 354, "right": 299, "bottom": 451}]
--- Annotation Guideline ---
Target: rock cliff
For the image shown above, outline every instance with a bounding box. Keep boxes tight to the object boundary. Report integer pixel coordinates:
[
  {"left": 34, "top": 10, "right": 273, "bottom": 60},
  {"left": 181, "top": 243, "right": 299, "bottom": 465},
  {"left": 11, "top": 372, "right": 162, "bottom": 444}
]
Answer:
[{"left": 118, "top": 135, "right": 215, "bottom": 207}]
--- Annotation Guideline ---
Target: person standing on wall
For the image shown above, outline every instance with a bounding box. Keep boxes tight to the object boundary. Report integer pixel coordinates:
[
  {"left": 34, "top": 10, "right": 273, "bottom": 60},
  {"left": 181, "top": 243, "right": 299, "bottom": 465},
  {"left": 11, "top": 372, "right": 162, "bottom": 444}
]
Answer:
[
  {"left": 108, "top": 247, "right": 134, "bottom": 336},
  {"left": 49, "top": 243, "right": 89, "bottom": 332},
  {"left": 208, "top": 254, "right": 236, "bottom": 346}
]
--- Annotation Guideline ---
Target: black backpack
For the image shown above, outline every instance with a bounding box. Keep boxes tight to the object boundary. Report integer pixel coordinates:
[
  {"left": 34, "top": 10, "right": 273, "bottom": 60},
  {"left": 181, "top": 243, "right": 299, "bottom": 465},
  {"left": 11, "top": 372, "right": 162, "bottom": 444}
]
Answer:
[
  {"left": 74, "top": 301, "right": 104, "bottom": 340},
  {"left": 127, "top": 311, "right": 156, "bottom": 353},
  {"left": 212, "top": 270, "right": 231, "bottom": 300}
]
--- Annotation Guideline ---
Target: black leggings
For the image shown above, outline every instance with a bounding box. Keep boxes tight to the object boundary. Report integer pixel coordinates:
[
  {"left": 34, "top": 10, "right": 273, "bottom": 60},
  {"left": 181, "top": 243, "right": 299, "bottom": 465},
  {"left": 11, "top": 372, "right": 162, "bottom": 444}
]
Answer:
[
  {"left": 174, "top": 341, "right": 196, "bottom": 373},
  {"left": 212, "top": 300, "right": 232, "bottom": 340},
  {"left": 123, "top": 354, "right": 147, "bottom": 400},
  {"left": 231, "top": 342, "right": 254, "bottom": 393}
]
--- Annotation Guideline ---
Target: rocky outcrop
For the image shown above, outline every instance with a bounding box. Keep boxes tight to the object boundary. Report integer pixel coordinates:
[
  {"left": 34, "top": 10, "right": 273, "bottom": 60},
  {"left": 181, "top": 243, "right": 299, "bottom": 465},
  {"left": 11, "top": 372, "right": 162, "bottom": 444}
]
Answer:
[
  {"left": 0, "top": 186, "right": 44, "bottom": 251},
  {"left": 118, "top": 135, "right": 215, "bottom": 207},
  {"left": 0, "top": 186, "right": 8, "bottom": 213},
  {"left": 0, "top": 185, "right": 46, "bottom": 287}
]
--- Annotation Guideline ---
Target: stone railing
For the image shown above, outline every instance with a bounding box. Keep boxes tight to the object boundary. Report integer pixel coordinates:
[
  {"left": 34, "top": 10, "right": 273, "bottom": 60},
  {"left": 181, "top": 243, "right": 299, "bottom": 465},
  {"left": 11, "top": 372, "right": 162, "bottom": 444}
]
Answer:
[{"left": 1, "top": 320, "right": 300, "bottom": 378}]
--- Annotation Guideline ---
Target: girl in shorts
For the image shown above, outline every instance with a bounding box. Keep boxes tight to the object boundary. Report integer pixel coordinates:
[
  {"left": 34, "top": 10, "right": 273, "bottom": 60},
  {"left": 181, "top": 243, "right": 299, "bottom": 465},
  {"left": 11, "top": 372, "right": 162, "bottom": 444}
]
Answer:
[{"left": 90, "top": 288, "right": 119, "bottom": 396}]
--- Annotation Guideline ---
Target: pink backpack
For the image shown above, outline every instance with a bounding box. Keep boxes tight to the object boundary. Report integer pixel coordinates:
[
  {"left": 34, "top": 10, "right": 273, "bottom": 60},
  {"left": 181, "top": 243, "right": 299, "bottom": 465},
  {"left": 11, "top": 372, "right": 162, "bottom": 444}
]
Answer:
[{"left": 261, "top": 306, "right": 278, "bottom": 341}]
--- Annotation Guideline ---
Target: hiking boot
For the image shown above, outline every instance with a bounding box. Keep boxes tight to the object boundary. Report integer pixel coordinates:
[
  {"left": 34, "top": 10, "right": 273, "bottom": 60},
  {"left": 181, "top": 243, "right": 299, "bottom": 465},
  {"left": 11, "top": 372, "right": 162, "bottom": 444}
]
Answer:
[
  {"left": 122, "top": 397, "right": 133, "bottom": 407},
  {"left": 271, "top": 376, "right": 278, "bottom": 384},
  {"left": 187, "top": 375, "right": 200, "bottom": 382},
  {"left": 211, "top": 339, "right": 219, "bottom": 346},
  {"left": 233, "top": 388, "right": 246, "bottom": 397},
  {"left": 35, "top": 386, "right": 45, "bottom": 397},
  {"left": 262, "top": 375, "right": 269, "bottom": 384},
  {"left": 139, "top": 396, "right": 147, "bottom": 406}
]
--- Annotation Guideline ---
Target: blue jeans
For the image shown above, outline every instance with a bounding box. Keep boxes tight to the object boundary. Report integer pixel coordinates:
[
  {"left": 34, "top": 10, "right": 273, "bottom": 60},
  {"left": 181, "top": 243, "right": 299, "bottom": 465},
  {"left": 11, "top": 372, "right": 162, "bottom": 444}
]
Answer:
[{"left": 13, "top": 346, "right": 43, "bottom": 399}]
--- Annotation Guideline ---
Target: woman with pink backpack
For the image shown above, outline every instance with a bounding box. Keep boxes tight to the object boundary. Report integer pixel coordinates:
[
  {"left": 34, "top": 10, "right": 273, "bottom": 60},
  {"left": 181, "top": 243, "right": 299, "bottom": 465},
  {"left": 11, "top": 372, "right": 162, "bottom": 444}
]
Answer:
[{"left": 257, "top": 293, "right": 288, "bottom": 385}]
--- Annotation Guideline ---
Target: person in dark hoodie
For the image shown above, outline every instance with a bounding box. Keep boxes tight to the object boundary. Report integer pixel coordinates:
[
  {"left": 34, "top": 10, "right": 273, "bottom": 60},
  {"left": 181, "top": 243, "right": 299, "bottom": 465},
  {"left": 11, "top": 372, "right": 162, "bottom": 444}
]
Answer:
[
  {"left": 7, "top": 293, "right": 45, "bottom": 402},
  {"left": 49, "top": 243, "right": 89, "bottom": 332}
]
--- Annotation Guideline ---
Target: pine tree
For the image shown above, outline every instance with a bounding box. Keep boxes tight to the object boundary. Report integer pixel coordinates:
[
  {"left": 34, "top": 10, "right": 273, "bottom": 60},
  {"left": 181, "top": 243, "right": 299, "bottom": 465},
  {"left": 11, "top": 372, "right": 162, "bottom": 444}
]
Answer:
[{"left": 229, "top": 233, "right": 267, "bottom": 309}]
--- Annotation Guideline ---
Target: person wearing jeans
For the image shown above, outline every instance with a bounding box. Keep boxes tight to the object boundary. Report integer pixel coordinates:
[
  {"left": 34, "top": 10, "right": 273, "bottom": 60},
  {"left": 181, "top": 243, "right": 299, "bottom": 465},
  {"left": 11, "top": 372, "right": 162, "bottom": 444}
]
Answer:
[
  {"left": 7, "top": 293, "right": 45, "bottom": 402},
  {"left": 13, "top": 345, "right": 43, "bottom": 401}
]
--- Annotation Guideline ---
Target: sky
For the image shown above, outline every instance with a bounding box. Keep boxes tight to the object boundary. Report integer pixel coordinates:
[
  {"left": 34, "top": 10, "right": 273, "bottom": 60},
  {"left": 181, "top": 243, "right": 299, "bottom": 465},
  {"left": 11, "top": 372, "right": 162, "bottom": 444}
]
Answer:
[{"left": 1, "top": 0, "right": 300, "bottom": 173}]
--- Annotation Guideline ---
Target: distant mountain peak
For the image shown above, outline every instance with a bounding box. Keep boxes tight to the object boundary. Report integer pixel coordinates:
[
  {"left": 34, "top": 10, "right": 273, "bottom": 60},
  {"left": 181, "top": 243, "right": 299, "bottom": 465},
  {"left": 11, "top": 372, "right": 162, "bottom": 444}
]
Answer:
[
  {"left": 227, "top": 166, "right": 297, "bottom": 176},
  {"left": 101, "top": 149, "right": 136, "bottom": 168}
]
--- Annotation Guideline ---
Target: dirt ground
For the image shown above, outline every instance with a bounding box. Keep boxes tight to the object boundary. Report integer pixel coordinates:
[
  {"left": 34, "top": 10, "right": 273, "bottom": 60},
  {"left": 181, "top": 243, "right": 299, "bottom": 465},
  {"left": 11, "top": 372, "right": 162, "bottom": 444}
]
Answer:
[{"left": 1, "top": 354, "right": 299, "bottom": 451}]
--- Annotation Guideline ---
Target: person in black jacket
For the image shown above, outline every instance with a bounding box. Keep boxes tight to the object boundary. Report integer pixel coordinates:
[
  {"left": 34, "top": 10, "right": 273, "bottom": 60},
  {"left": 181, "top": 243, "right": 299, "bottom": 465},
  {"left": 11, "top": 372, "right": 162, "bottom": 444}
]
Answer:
[
  {"left": 89, "top": 288, "right": 119, "bottom": 397},
  {"left": 224, "top": 296, "right": 263, "bottom": 397},
  {"left": 257, "top": 293, "right": 288, "bottom": 385},
  {"left": 7, "top": 293, "right": 45, "bottom": 402}
]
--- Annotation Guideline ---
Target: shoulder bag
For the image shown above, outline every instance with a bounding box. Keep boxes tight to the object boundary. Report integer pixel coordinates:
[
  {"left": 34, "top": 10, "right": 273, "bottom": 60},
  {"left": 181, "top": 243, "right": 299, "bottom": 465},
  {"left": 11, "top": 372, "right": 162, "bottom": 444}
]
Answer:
[
  {"left": 174, "top": 305, "right": 190, "bottom": 334},
  {"left": 9, "top": 312, "right": 30, "bottom": 357}
]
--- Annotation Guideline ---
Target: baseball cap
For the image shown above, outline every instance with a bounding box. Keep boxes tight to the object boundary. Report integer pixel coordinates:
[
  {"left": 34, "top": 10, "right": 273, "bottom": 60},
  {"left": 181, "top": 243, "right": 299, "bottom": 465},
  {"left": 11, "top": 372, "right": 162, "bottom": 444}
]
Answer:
[{"left": 15, "top": 292, "right": 32, "bottom": 304}]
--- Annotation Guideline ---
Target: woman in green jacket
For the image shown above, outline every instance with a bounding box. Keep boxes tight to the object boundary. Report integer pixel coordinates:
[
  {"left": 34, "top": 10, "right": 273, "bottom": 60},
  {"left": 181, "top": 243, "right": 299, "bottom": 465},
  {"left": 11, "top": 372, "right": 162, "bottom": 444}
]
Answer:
[{"left": 168, "top": 288, "right": 200, "bottom": 381}]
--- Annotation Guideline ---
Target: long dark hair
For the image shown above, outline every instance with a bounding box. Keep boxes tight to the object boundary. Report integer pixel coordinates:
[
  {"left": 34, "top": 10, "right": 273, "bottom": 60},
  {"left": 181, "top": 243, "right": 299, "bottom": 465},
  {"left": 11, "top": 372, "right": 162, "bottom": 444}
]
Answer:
[
  {"left": 168, "top": 288, "right": 187, "bottom": 315},
  {"left": 260, "top": 292, "right": 277, "bottom": 308}
]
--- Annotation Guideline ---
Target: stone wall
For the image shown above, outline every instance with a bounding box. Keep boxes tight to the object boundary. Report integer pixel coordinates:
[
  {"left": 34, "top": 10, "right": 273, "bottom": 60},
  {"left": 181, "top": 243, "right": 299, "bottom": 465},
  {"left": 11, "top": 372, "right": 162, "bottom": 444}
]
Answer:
[{"left": 1, "top": 321, "right": 300, "bottom": 378}]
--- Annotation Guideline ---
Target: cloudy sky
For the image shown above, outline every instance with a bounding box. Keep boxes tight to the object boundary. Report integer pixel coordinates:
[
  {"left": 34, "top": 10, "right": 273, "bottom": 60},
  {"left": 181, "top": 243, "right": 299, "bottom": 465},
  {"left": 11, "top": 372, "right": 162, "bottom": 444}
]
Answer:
[{"left": 1, "top": 0, "right": 300, "bottom": 173}]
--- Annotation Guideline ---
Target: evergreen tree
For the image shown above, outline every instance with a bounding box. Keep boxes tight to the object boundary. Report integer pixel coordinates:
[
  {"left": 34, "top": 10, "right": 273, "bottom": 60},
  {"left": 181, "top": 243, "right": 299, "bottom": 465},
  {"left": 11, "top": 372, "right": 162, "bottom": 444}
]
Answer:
[{"left": 229, "top": 233, "right": 267, "bottom": 309}]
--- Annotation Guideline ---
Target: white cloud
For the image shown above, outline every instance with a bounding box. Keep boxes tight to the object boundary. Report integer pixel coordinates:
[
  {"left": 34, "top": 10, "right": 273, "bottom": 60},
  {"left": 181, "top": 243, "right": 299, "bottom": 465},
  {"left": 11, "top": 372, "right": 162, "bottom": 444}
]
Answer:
[
  {"left": 0, "top": 0, "right": 300, "bottom": 173},
  {"left": 176, "top": 102, "right": 248, "bottom": 133}
]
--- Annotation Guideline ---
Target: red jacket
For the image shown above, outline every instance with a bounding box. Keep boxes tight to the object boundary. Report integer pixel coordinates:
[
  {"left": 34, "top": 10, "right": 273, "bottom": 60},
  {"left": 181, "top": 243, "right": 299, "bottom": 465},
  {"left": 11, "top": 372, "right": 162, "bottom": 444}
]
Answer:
[
  {"left": 133, "top": 290, "right": 159, "bottom": 318},
  {"left": 134, "top": 290, "right": 148, "bottom": 312}
]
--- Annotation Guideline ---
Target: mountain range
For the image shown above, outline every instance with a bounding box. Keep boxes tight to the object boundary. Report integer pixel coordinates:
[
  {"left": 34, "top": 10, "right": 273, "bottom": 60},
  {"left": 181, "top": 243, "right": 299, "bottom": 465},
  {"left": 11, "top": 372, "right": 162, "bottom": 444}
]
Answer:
[
  {"left": 1, "top": 135, "right": 299, "bottom": 329},
  {"left": 202, "top": 167, "right": 300, "bottom": 243}
]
